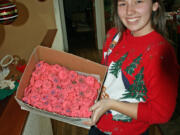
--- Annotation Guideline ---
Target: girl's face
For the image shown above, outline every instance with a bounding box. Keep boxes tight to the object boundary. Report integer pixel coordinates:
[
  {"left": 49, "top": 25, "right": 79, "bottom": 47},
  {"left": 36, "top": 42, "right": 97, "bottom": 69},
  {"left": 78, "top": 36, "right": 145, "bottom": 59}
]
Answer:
[{"left": 117, "top": 0, "right": 159, "bottom": 36}]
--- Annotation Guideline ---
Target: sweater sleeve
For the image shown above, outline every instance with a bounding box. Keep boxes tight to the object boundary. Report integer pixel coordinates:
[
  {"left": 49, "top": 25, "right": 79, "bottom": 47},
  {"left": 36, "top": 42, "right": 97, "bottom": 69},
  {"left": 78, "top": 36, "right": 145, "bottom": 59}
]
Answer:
[
  {"left": 101, "top": 28, "right": 118, "bottom": 65},
  {"left": 137, "top": 43, "right": 179, "bottom": 124}
]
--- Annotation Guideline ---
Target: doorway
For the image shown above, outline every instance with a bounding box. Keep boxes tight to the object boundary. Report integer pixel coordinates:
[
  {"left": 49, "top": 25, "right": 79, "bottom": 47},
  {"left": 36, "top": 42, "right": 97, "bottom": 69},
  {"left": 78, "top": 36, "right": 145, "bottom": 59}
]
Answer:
[
  {"left": 54, "top": 0, "right": 106, "bottom": 60},
  {"left": 63, "top": 0, "right": 96, "bottom": 52}
]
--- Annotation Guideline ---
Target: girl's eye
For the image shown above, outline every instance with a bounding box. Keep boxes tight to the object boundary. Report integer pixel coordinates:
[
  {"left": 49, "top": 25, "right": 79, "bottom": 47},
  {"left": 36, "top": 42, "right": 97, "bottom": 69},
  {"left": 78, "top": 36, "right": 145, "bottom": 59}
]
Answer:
[
  {"left": 136, "top": 0, "right": 143, "bottom": 4},
  {"left": 118, "top": 2, "right": 126, "bottom": 7}
]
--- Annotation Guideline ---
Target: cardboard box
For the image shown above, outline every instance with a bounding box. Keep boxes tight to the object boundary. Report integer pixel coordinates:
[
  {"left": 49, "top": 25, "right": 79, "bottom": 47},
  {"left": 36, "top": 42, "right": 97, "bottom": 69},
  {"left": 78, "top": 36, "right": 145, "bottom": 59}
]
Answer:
[{"left": 15, "top": 46, "right": 107, "bottom": 129}]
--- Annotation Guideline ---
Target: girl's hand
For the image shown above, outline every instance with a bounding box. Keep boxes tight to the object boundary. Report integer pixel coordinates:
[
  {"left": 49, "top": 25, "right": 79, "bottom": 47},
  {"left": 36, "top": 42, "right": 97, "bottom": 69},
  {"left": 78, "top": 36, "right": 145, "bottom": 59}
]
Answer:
[
  {"left": 82, "top": 99, "right": 138, "bottom": 126},
  {"left": 83, "top": 99, "right": 112, "bottom": 126}
]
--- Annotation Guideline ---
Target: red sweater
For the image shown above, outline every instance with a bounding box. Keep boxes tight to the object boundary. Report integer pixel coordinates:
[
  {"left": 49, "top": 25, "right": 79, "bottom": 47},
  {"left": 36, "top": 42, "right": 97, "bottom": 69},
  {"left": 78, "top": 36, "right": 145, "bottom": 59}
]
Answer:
[{"left": 97, "top": 28, "right": 179, "bottom": 135}]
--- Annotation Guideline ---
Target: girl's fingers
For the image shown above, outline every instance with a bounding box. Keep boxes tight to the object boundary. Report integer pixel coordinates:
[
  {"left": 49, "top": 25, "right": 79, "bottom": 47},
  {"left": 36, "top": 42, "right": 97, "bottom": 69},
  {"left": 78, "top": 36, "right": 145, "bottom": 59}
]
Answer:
[
  {"left": 91, "top": 111, "right": 98, "bottom": 123},
  {"left": 82, "top": 120, "right": 94, "bottom": 126},
  {"left": 86, "top": 100, "right": 108, "bottom": 125},
  {"left": 90, "top": 101, "right": 100, "bottom": 111},
  {"left": 92, "top": 108, "right": 103, "bottom": 124}
]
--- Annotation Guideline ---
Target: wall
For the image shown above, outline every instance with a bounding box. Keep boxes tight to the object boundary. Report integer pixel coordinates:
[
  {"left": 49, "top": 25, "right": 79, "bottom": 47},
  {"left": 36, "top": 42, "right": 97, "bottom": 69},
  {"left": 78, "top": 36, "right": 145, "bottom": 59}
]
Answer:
[{"left": 0, "top": 0, "right": 57, "bottom": 61}]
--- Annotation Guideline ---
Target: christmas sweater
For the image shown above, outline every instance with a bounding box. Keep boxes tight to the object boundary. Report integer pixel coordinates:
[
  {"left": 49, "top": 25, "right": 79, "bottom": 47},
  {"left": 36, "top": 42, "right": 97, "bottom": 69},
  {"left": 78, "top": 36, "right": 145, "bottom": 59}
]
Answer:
[{"left": 96, "top": 28, "right": 179, "bottom": 135}]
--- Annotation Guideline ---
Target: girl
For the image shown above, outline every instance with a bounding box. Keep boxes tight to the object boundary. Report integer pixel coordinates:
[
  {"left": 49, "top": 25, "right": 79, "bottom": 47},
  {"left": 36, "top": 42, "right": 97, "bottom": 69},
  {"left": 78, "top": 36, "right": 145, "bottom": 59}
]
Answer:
[{"left": 83, "top": 0, "right": 180, "bottom": 135}]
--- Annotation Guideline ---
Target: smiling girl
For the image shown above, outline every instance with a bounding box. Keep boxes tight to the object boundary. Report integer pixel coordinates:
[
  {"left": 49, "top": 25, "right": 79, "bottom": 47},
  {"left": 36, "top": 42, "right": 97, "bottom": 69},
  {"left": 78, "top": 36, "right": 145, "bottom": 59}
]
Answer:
[{"left": 84, "top": 0, "right": 179, "bottom": 135}]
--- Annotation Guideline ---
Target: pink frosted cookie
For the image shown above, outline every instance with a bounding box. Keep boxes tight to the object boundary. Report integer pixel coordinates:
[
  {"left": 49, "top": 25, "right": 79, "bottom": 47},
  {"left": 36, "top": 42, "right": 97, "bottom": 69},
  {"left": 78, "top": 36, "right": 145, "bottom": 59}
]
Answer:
[
  {"left": 46, "top": 105, "right": 53, "bottom": 112},
  {"left": 85, "top": 89, "right": 94, "bottom": 98},
  {"left": 24, "top": 86, "right": 32, "bottom": 97},
  {"left": 35, "top": 61, "right": 44, "bottom": 70},
  {"left": 48, "top": 73, "right": 59, "bottom": 84},
  {"left": 34, "top": 102, "right": 44, "bottom": 109},
  {"left": 76, "top": 75, "right": 86, "bottom": 84},
  {"left": 34, "top": 80, "right": 43, "bottom": 88},
  {"left": 66, "top": 92, "right": 76, "bottom": 101},
  {"left": 78, "top": 83, "right": 88, "bottom": 92},
  {"left": 52, "top": 104, "right": 62, "bottom": 114},
  {"left": 69, "top": 70, "right": 78, "bottom": 81},
  {"left": 22, "top": 96, "right": 31, "bottom": 104},
  {"left": 94, "top": 81, "right": 101, "bottom": 90},
  {"left": 30, "top": 94, "right": 41, "bottom": 107},
  {"left": 35, "top": 61, "right": 47, "bottom": 73},
  {"left": 61, "top": 79, "right": 71, "bottom": 87},
  {"left": 52, "top": 64, "right": 62, "bottom": 72},
  {"left": 42, "top": 80, "right": 52, "bottom": 90},
  {"left": 58, "top": 69, "right": 69, "bottom": 80},
  {"left": 32, "top": 70, "right": 41, "bottom": 78},
  {"left": 79, "top": 106, "right": 92, "bottom": 117},
  {"left": 41, "top": 94, "right": 49, "bottom": 103},
  {"left": 30, "top": 77, "right": 35, "bottom": 85},
  {"left": 50, "top": 98, "right": 59, "bottom": 108},
  {"left": 62, "top": 101, "right": 71, "bottom": 110},
  {"left": 85, "top": 76, "right": 95, "bottom": 86},
  {"left": 71, "top": 110, "right": 80, "bottom": 117}
]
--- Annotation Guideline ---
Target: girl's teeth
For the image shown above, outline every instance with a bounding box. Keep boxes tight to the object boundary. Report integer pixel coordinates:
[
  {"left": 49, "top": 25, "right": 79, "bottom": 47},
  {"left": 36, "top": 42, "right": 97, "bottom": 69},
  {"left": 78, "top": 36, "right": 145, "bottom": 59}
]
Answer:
[{"left": 128, "top": 18, "right": 138, "bottom": 22}]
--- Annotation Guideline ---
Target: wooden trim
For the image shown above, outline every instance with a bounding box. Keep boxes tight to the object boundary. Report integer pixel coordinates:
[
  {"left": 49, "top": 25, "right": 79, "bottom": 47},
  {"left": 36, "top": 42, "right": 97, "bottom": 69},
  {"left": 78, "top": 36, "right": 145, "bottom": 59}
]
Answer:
[
  {"left": 0, "top": 93, "right": 28, "bottom": 135},
  {"left": 41, "top": 29, "right": 57, "bottom": 48},
  {"left": 92, "top": 0, "right": 98, "bottom": 49},
  {"left": 94, "top": 0, "right": 105, "bottom": 50}
]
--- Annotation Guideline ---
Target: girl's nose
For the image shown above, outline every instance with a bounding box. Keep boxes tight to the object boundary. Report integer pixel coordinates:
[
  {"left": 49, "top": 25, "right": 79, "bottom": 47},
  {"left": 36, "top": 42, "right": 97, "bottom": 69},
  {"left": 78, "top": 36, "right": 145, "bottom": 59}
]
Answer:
[{"left": 126, "top": 4, "right": 134, "bottom": 16}]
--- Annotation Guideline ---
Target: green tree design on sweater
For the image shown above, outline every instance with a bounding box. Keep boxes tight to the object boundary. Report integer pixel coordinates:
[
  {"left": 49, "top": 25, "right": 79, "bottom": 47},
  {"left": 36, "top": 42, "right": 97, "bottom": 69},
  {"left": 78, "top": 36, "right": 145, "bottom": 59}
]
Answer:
[
  {"left": 125, "top": 54, "right": 142, "bottom": 75},
  {"left": 122, "top": 67, "right": 147, "bottom": 101},
  {"left": 109, "top": 52, "right": 128, "bottom": 78}
]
